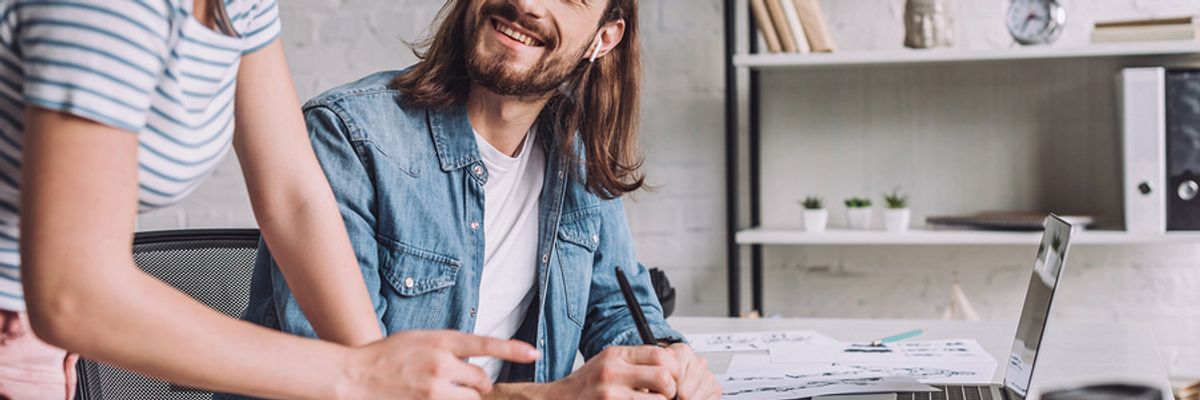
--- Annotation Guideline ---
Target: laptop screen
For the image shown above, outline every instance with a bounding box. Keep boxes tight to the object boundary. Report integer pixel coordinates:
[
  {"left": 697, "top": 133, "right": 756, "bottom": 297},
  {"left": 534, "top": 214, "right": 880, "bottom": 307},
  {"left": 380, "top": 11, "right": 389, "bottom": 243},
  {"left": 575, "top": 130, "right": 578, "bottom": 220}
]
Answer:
[{"left": 1003, "top": 215, "right": 1073, "bottom": 398}]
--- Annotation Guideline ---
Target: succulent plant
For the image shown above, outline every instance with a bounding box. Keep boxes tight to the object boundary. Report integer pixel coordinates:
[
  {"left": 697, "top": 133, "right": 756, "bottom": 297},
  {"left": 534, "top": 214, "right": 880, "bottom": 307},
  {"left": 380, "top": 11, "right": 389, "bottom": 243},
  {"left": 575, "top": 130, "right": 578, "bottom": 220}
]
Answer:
[
  {"left": 844, "top": 197, "right": 872, "bottom": 208},
  {"left": 884, "top": 187, "right": 908, "bottom": 209},
  {"left": 801, "top": 196, "right": 824, "bottom": 210}
]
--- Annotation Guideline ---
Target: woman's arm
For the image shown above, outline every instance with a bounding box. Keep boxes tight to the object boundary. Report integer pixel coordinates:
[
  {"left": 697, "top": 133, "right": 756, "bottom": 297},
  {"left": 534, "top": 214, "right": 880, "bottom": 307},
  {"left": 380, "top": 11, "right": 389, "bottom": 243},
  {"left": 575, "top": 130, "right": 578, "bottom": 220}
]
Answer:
[
  {"left": 19, "top": 98, "right": 540, "bottom": 400},
  {"left": 232, "top": 39, "right": 383, "bottom": 346},
  {"left": 19, "top": 108, "right": 354, "bottom": 399}
]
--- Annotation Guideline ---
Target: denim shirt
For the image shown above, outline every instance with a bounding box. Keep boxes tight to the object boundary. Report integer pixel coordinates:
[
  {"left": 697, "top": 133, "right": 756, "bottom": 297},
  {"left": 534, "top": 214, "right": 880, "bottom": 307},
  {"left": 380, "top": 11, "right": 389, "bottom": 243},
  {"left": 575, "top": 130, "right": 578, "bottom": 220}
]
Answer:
[{"left": 240, "top": 70, "right": 683, "bottom": 383}]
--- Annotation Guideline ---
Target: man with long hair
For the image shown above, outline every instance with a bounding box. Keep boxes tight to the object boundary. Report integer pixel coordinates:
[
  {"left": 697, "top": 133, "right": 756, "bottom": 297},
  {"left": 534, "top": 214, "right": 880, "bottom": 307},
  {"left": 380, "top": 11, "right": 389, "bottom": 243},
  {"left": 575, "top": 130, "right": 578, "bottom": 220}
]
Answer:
[{"left": 242, "top": 0, "right": 721, "bottom": 398}]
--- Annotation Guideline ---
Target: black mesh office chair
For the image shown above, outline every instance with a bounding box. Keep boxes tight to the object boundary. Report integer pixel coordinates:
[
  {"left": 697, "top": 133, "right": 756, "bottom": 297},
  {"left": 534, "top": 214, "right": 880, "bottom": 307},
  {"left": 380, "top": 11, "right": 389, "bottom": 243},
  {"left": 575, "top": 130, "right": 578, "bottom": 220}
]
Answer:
[
  {"left": 75, "top": 229, "right": 261, "bottom": 400},
  {"left": 646, "top": 267, "right": 676, "bottom": 318}
]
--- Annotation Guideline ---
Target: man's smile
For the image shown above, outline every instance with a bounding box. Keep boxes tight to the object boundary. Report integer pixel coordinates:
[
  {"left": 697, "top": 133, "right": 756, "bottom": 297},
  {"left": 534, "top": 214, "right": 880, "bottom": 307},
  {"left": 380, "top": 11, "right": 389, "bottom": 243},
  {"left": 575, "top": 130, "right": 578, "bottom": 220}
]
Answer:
[{"left": 491, "top": 17, "right": 546, "bottom": 48}]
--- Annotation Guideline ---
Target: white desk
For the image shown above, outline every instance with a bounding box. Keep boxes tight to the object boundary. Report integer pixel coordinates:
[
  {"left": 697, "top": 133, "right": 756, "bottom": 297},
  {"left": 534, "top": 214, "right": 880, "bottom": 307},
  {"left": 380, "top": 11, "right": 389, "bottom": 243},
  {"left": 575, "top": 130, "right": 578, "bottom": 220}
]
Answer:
[{"left": 668, "top": 317, "right": 1173, "bottom": 399}]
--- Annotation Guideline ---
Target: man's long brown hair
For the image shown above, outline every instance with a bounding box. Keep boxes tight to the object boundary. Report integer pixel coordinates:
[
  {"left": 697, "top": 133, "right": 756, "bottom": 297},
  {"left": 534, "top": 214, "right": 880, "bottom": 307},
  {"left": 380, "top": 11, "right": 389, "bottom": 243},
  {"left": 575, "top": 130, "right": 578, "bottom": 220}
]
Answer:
[{"left": 392, "top": 0, "right": 644, "bottom": 199}]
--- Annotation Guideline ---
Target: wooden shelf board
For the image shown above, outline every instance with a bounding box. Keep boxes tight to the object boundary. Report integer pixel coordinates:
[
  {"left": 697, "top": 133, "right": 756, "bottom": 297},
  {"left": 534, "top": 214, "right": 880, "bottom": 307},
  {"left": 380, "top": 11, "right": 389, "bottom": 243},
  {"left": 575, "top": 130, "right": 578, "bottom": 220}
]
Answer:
[
  {"left": 736, "top": 227, "right": 1200, "bottom": 246},
  {"left": 734, "top": 41, "right": 1200, "bottom": 69}
]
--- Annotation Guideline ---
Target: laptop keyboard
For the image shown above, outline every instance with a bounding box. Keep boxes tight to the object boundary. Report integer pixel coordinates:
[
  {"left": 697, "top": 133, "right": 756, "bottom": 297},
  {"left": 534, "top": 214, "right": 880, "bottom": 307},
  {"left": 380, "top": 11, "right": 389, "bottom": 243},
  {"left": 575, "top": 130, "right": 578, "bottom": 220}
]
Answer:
[{"left": 897, "top": 386, "right": 992, "bottom": 400}]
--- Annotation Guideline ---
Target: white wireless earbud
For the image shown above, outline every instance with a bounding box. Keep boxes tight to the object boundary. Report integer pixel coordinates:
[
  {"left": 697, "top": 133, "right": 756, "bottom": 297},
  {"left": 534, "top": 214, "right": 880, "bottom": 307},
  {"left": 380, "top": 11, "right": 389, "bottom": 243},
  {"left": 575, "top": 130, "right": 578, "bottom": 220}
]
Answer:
[{"left": 588, "top": 30, "right": 604, "bottom": 63}]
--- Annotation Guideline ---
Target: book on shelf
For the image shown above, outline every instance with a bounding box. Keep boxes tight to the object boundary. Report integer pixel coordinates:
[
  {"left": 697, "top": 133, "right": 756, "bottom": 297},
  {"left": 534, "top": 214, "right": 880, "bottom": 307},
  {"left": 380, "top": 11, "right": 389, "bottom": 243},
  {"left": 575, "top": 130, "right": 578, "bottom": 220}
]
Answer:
[
  {"left": 792, "top": 0, "right": 836, "bottom": 52},
  {"left": 780, "top": 0, "right": 812, "bottom": 53},
  {"left": 764, "top": 0, "right": 799, "bottom": 53},
  {"left": 1091, "top": 16, "right": 1200, "bottom": 43},
  {"left": 749, "top": 0, "right": 783, "bottom": 53}
]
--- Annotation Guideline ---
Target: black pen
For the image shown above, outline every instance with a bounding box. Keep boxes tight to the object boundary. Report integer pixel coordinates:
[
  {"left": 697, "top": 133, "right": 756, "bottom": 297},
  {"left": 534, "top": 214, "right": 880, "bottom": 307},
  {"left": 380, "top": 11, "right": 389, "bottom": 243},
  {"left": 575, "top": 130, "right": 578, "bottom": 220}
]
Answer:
[
  {"left": 617, "top": 266, "right": 683, "bottom": 400},
  {"left": 615, "top": 266, "right": 658, "bottom": 346}
]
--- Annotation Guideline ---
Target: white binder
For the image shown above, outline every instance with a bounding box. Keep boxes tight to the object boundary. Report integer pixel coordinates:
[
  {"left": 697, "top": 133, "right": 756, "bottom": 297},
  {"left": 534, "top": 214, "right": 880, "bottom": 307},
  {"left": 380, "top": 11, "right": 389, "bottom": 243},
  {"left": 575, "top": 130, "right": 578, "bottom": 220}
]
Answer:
[{"left": 1119, "top": 68, "right": 1166, "bottom": 233}]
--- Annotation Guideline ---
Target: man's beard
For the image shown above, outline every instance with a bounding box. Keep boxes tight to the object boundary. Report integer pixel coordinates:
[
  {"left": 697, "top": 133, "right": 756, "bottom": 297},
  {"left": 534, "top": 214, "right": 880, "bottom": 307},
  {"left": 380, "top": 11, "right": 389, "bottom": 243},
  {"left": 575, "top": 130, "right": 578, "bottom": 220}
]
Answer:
[
  {"left": 464, "top": 4, "right": 587, "bottom": 97},
  {"left": 466, "top": 51, "right": 582, "bottom": 97}
]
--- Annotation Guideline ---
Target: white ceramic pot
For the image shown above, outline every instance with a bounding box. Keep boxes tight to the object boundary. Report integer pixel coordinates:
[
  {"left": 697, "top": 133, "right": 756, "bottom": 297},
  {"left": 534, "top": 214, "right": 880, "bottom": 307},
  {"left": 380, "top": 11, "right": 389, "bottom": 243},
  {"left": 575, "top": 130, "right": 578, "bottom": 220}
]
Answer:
[
  {"left": 884, "top": 208, "right": 911, "bottom": 232},
  {"left": 846, "top": 208, "right": 873, "bottom": 230},
  {"left": 803, "top": 209, "right": 828, "bottom": 232}
]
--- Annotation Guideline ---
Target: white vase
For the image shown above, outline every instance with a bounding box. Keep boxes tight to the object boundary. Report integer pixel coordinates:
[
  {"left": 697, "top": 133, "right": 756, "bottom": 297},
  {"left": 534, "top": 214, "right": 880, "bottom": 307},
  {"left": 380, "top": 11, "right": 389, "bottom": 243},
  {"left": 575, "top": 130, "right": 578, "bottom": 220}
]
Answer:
[
  {"left": 884, "top": 208, "right": 911, "bottom": 232},
  {"left": 803, "top": 209, "right": 828, "bottom": 232},
  {"left": 846, "top": 208, "right": 873, "bottom": 230}
]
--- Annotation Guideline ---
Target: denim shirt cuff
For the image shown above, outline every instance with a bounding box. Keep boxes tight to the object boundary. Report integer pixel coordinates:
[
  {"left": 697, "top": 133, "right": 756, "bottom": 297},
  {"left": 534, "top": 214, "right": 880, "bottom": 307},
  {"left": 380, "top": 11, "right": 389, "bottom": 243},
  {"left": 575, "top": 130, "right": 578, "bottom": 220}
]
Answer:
[{"left": 605, "top": 323, "right": 688, "bottom": 350}]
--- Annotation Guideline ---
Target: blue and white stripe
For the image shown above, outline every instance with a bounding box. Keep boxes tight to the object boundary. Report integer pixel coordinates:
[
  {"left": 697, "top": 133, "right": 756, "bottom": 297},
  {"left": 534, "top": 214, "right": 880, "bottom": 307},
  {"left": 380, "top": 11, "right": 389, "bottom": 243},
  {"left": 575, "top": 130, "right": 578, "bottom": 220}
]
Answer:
[{"left": 0, "top": 0, "right": 280, "bottom": 311}]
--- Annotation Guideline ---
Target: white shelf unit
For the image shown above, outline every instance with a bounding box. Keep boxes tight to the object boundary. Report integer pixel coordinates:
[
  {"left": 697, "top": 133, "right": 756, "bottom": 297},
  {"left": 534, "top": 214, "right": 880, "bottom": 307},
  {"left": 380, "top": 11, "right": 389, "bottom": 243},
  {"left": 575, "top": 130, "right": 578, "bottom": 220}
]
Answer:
[
  {"left": 715, "top": 4, "right": 1200, "bottom": 314},
  {"left": 736, "top": 227, "right": 1200, "bottom": 246},
  {"left": 734, "top": 41, "right": 1200, "bottom": 69}
]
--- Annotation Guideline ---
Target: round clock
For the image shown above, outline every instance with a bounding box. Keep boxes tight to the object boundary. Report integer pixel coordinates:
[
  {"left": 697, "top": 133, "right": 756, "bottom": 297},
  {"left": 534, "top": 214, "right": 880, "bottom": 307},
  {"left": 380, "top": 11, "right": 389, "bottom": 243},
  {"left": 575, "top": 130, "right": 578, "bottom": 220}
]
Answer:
[{"left": 1006, "top": 0, "right": 1066, "bottom": 45}]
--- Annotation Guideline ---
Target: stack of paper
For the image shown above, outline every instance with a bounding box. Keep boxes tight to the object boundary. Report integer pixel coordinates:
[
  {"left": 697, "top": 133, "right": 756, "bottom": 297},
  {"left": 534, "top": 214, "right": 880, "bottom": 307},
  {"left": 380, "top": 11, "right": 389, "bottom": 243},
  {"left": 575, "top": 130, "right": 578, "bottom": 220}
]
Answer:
[
  {"left": 721, "top": 375, "right": 935, "bottom": 400},
  {"left": 686, "top": 331, "right": 997, "bottom": 400}
]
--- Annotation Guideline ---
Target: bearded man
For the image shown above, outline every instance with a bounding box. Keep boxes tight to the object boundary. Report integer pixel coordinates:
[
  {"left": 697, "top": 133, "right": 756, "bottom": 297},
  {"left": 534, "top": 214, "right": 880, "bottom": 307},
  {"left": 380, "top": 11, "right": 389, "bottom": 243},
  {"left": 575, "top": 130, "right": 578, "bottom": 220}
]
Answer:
[{"left": 239, "top": 0, "right": 720, "bottom": 399}]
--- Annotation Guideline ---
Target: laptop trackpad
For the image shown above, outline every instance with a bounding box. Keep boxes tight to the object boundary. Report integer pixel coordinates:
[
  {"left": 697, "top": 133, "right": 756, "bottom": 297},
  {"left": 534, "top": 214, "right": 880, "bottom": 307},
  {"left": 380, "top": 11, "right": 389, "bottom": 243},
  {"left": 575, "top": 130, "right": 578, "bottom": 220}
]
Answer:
[{"left": 813, "top": 395, "right": 898, "bottom": 400}]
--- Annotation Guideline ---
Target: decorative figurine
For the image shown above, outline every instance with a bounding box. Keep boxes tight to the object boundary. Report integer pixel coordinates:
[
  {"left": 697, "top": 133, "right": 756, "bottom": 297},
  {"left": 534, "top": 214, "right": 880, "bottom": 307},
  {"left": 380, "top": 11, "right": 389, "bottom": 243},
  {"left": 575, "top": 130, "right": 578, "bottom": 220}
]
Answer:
[{"left": 905, "top": 0, "right": 953, "bottom": 49}]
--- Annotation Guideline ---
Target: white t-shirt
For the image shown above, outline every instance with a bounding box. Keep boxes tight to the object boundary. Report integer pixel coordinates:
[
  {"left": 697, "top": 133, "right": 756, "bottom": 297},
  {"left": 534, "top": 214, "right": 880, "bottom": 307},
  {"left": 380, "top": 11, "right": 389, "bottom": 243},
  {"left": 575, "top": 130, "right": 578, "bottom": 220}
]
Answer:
[{"left": 468, "top": 128, "right": 545, "bottom": 380}]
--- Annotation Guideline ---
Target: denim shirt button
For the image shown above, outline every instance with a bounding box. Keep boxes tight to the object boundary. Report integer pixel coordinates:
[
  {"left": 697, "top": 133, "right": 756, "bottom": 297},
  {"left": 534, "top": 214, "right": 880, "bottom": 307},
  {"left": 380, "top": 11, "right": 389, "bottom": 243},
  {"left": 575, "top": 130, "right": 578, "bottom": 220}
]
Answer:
[
  {"left": 469, "top": 307, "right": 477, "bottom": 317},
  {"left": 403, "top": 277, "right": 415, "bottom": 288},
  {"left": 538, "top": 338, "right": 545, "bottom": 347},
  {"left": 470, "top": 221, "right": 480, "bottom": 231},
  {"left": 541, "top": 254, "right": 549, "bottom": 263},
  {"left": 472, "top": 165, "right": 484, "bottom": 176},
  {"left": 592, "top": 234, "right": 599, "bottom": 244}
]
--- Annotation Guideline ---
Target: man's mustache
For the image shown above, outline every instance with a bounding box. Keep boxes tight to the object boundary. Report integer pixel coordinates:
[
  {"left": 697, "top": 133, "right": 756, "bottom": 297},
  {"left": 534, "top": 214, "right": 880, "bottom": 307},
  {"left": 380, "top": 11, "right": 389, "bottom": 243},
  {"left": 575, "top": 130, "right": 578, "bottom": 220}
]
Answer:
[{"left": 479, "top": 2, "right": 558, "bottom": 49}]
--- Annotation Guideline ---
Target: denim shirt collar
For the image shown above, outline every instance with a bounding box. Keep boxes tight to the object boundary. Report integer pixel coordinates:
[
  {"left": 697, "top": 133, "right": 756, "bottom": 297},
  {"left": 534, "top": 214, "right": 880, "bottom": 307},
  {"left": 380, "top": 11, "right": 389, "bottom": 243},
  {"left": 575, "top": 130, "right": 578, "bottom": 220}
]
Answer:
[{"left": 428, "top": 102, "right": 482, "bottom": 172}]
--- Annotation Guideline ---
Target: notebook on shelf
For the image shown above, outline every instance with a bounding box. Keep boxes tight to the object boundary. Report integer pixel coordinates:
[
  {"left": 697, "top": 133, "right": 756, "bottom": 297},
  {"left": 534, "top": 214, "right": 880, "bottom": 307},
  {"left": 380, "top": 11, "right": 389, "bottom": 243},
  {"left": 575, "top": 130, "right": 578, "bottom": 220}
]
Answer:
[
  {"left": 926, "top": 212, "right": 1093, "bottom": 232},
  {"left": 1092, "top": 16, "right": 1200, "bottom": 43}
]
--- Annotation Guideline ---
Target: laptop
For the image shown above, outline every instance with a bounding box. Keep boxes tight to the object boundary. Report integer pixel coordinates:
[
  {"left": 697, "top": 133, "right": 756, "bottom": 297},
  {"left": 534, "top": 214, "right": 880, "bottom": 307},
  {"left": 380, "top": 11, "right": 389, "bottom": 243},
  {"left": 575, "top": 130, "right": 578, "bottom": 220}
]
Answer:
[{"left": 896, "top": 214, "right": 1075, "bottom": 400}]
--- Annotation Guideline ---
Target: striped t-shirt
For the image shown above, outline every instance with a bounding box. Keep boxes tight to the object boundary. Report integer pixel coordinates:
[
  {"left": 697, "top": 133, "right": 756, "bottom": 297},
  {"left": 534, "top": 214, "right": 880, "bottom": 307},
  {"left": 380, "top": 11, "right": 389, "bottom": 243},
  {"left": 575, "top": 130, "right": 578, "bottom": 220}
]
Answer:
[{"left": 0, "top": 0, "right": 281, "bottom": 311}]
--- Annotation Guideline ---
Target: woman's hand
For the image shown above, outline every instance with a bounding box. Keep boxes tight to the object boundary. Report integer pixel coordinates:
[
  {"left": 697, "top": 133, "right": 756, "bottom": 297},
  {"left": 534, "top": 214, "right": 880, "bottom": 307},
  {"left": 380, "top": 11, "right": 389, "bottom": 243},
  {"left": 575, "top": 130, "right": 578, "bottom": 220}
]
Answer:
[{"left": 341, "top": 331, "right": 540, "bottom": 400}]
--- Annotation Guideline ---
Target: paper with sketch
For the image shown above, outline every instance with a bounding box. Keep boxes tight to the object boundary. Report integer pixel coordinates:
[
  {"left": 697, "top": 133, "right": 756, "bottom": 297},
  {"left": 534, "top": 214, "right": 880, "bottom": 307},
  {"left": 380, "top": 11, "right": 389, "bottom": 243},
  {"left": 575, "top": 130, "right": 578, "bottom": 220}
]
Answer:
[
  {"left": 830, "top": 362, "right": 995, "bottom": 385},
  {"left": 770, "top": 339, "right": 994, "bottom": 364},
  {"left": 720, "top": 374, "right": 938, "bottom": 400},
  {"left": 685, "top": 330, "right": 840, "bottom": 353},
  {"left": 726, "top": 354, "right": 995, "bottom": 385},
  {"left": 723, "top": 361, "right": 871, "bottom": 380},
  {"left": 726, "top": 354, "right": 780, "bottom": 373}
]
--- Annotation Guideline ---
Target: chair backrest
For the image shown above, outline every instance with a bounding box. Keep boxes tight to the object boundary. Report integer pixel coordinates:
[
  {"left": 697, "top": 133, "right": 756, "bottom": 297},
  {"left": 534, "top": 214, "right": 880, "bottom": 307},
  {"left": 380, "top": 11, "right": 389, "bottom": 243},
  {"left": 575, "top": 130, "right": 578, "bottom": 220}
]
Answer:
[
  {"left": 646, "top": 267, "right": 675, "bottom": 318},
  {"left": 75, "top": 229, "right": 261, "bottom": 400}
]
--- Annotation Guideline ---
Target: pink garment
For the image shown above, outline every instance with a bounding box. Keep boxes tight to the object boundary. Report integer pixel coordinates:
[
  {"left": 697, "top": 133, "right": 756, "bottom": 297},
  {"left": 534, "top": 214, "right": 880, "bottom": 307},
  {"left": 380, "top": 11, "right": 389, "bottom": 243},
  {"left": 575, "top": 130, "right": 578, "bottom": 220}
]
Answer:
[{"left": 0, "top": 312, "right": 76, "bottom": 400}]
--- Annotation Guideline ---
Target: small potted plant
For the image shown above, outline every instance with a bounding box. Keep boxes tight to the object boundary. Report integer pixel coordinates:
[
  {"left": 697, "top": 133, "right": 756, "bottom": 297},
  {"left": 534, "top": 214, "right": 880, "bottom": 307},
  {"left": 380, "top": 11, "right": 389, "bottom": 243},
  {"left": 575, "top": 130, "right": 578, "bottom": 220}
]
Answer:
[
  {"left": 883, "top": 187, "right": 911, "bottom": 232},
  {"left": 800, "top": 196, "right": 827, "bottom": 233},
  {"left": 844, "top": 197, "right": 873, "bottom": 230}
]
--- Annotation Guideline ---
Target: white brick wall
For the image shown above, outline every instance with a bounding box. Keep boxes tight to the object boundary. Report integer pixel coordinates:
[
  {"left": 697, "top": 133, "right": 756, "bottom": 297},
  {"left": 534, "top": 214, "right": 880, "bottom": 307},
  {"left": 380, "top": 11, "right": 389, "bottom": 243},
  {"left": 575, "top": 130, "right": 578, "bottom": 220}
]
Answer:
[{"left": 135, "top": 0, "right": 1200, "bottom": 380}]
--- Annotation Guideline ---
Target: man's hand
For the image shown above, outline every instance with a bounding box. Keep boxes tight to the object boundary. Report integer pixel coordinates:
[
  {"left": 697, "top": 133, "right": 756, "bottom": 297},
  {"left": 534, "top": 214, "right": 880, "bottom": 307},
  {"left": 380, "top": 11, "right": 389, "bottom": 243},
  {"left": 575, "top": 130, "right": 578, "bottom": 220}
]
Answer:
[
  {"left": 666, "top": 343, "right": 721, "bottom": 400},
  {"left": 534, "top": 345, "right": 681, "bottom": 400},
  {"left": 341, "top": 330, "right": 540, "bottom": 400}
]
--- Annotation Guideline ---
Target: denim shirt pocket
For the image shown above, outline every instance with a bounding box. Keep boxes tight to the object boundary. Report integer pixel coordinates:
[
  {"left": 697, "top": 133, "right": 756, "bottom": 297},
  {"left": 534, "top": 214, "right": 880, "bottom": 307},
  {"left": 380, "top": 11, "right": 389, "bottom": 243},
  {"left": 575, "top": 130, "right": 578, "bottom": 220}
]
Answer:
[
  {"left": 379, "top": 236, "right": 460, "bottom": 295},
  {"left": 377, "top": 235, "right": 461, "bottom": 326},
  {"left": 555, "top": 207, "right": 601, "bottom": 326}
]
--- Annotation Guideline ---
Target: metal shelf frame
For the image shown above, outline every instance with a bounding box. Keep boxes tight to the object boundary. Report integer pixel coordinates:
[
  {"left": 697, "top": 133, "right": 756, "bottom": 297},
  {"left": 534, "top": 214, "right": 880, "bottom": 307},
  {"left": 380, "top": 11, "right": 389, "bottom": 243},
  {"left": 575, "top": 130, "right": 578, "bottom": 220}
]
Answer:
[{"left": 724, "top": 0, "right": 764, "bottom": 316}]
